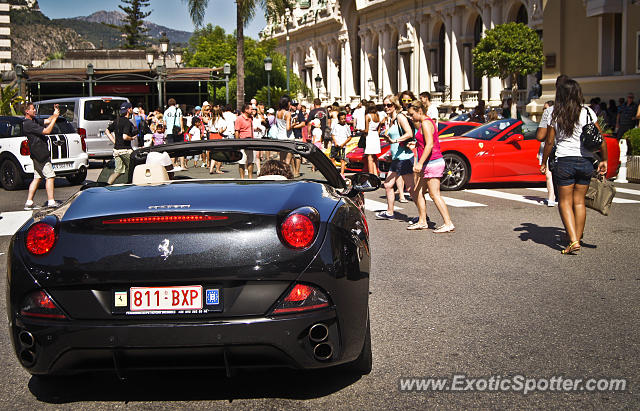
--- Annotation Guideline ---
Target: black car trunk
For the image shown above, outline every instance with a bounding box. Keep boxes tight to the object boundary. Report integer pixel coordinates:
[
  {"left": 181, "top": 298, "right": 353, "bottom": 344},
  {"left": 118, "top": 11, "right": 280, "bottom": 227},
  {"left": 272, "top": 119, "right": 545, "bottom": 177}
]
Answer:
[{"left": 21, "top": 181, "right": 339, "bottom": 319}]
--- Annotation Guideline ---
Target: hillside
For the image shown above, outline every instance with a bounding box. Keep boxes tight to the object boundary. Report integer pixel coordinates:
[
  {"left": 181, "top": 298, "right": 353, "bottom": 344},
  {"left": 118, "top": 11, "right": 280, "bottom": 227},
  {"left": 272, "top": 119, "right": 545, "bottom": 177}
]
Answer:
[
  {"left": 9, "top": 7, "right": 193, "bottom": 65},
  {"left": 9, "top": 9, "right": 94, "bottom": 65}
]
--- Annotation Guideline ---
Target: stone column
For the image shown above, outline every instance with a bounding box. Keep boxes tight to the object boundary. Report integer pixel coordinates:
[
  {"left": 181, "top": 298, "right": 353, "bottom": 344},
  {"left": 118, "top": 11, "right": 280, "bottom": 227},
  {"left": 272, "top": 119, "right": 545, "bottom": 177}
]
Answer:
[
  {"left": 449, "top": 9, "right": 463, "bottom": 106},
  {"left": 359, "top": 30, "right": 367, "bottom": 99},
  {"left": 418, "top": 15, "right": 430, "bottom": 93},
  {"left": 481, "top": 5, "right": 491, "bottom": 102},
  {"left": 339, "top": 32, "right": 355, "bottom": 102},
  {"left": 444, "top": 14, "right": 451, "bottom": 101},
  {"left": 489, "top": 2, "right": 503, "bottom": 106},
  {"left": 377, "top": 31, "right": 384, "bottom": 98},
  {"left": 379, "top": 26, "right": 393, "bottom": 98}
]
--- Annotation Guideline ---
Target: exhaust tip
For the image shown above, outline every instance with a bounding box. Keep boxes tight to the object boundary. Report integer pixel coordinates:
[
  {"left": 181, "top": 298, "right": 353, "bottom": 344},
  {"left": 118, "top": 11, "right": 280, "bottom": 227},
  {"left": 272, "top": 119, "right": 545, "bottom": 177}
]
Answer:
[
  {"left": 308, "top": 323, "right": 329, "bottom": 343},
  {"left": 20, "top": 350, "right": 36, "bottom": 367},
  {"left": 18, "top": 331, "right": 35, "bottom": 348},
  {"left": 313, "top": 342, "right": 333, "bottom": 361}
]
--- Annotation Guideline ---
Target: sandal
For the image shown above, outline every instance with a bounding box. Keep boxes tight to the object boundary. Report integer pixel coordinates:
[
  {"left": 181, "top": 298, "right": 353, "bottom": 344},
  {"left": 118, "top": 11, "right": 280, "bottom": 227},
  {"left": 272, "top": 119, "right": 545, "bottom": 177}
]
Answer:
[
  {"left": 407, "top": 222, "right": 429, "bottom": 230},
  {"left": 434, "top": 223, "right": 455, "bottom": 234},
  {"left": 561, "top": 240, "right": 581, "bottom": 255}
]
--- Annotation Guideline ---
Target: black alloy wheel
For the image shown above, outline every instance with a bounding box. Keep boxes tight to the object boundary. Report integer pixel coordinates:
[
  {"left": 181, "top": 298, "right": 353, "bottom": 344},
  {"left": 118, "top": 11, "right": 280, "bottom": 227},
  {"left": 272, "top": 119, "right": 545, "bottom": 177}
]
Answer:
[
  {"left": 66, "top": 166, "right": 87, "bottom": 185},
  {"left": 0, "top": 159, "right": 24, "bottom": 191},
  {"left": 441, "top": 153, "right": 470, "bottom": 191}
]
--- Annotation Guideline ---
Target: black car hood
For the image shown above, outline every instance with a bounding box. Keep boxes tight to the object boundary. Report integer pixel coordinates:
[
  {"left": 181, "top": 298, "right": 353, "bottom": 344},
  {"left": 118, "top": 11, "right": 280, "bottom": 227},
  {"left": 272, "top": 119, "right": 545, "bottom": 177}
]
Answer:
[{"left": 61, "top": 180, "right": 339, "bottom": 221}]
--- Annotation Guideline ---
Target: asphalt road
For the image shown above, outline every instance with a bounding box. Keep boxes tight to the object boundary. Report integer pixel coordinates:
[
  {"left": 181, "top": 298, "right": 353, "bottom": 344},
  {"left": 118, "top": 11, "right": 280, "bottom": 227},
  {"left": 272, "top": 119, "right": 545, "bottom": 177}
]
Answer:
[{"left": 1, "top": 164, "right": 639, "bottom": 409}]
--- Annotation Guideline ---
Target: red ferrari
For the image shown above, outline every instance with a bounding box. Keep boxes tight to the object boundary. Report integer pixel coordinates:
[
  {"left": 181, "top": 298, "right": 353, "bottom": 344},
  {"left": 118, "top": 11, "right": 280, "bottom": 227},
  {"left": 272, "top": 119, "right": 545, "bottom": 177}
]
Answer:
[
  {"left": 430, "top": 118, "right": 619, "bottom": 190},
  {"left": 365, "top": 118, "right": 619, "bottom": 190},
  {"left": 345, "top": 121, "right": 481, "bottom": 172}
]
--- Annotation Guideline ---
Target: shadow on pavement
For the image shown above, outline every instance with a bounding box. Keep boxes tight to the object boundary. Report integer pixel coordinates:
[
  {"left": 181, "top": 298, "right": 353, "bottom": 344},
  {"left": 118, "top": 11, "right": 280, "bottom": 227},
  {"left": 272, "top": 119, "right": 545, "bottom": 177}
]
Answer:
[
  {"left": 28, "top": 368, "right": 362, "bottom": 403},
  {"left": 514, "top": 223, "right": 565, "bottom": 250}
]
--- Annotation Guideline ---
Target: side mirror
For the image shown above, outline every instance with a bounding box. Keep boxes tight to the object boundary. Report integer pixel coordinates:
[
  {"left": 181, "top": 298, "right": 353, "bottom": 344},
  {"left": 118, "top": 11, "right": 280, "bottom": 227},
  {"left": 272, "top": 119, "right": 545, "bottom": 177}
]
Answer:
[
  {"left": 505, "top": 134, "right": 524, "bottom": 144},
  {"left": 350, "top": 172, "right": 381, "bottom": 192}
]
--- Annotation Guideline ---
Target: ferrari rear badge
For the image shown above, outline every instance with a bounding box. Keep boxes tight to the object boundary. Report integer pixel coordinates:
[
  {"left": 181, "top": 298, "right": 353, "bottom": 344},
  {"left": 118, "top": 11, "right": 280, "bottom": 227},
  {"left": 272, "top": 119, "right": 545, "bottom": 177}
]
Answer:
[
  {"left": 479, "top": 143, "right": 484, "bottom": 149},
  {"left": 158, "top": 239, "right": 174, "bottom": 260}
]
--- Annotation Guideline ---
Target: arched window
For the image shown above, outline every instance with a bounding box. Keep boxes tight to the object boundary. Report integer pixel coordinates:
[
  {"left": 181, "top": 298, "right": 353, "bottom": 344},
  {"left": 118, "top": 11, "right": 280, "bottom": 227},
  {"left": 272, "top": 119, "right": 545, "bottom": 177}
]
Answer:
[{"left": 516, "top": 5, "right": 528, "bottom": 25}]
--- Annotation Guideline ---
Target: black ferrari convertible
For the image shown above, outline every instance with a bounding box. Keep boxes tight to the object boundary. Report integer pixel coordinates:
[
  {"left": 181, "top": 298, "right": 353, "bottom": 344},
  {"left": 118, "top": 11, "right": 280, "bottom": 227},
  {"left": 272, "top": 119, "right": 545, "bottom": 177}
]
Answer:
[{"left": 7, "top": 140, "right": 379, "bottom": 377}]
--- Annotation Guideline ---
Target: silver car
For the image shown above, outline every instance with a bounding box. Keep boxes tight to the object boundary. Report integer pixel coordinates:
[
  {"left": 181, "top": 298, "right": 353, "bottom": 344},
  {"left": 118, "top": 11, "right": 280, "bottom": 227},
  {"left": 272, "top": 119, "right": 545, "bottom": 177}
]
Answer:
[{"left": 35, "top": 97, "right": 130, "bottom": 159}]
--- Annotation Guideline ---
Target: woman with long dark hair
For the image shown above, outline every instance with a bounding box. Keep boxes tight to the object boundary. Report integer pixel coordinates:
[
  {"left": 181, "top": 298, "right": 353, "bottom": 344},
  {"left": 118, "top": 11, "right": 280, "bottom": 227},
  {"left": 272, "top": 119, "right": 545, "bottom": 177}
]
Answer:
[{"left": 541, "top": 79, "right": 607, "bottom": 254}]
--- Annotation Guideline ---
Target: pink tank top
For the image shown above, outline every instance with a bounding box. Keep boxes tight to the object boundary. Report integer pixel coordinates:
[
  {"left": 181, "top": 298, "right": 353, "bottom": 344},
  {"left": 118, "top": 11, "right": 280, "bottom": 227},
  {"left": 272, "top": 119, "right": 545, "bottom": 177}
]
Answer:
[{"left": 415, "top": 118, "right": 442, "bottom": 162}]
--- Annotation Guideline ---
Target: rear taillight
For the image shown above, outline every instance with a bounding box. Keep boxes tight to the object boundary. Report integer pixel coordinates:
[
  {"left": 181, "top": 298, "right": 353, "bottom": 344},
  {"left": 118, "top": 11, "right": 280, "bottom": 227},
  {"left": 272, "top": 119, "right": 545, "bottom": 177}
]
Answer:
[
  {"left": 77, "top": 127, "right": 87, "bottom": 139},
  {"left": 20, "top": 139, "right": 30, "bottom": 156},
  {"left": 20, "top": 290, "right": 66, "bottom": 320},
  {"left": 280, "top": 214, "right": 315, "bottom": 248},
  {"left": 102, "top": 215, "right": 229, "bottom": 225},
  {"left": 25, "top": 222, "right": 57, "bottom": 255},
  {"left": 80, "top": 137, "right": 87, "bottom": 152},
  {"left": 271, "top": 284, "right": 330, "bottom": 314}
]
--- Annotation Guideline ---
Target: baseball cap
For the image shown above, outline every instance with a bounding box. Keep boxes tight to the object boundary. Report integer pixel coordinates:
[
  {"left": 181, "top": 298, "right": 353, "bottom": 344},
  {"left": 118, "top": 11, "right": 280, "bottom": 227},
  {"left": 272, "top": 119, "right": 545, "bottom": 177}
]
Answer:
[
  {"left": 195, "top": 105, "right": 202, "bottom": 111},
  {"left": 120, "top": 102, "right": 132, "bottom": 110},
  {"left": 267, "top": 108, "right": 275, "bottom": 114},
  {"left": 202, "top": 101, "right": 210, "bottom": 107},
  {"left": 291, "top": 101, "right": 298, "bottom": 106},
  {"left": 132, "top": 107, "right": 139, "bottom": 114}
]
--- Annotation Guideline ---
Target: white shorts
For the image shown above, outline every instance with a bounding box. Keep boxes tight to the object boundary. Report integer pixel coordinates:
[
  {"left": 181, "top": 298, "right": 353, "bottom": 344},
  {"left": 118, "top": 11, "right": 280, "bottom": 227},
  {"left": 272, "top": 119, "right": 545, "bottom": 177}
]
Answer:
[
  {"left": 238, "top": 149, "right": 254, "bottom": 165},
  {"left": 32, "top": 159, "right": 55, "bottom": 179}
]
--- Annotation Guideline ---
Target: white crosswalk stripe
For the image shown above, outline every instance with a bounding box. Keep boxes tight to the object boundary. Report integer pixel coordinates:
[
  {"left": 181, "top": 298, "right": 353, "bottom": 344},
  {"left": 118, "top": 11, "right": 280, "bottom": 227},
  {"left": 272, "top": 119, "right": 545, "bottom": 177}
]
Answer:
[
  {"left": 365, "top": 195, "right": 486, "bottom": 211},
  {"left": 465, "top": 189, "right": 546, "bottom": 205},
  {"left": 529, "top": 187, "right": 640, "bottom": 204},
  {"left": 0, "top": 211, "right": 32, "bottom": 236}
]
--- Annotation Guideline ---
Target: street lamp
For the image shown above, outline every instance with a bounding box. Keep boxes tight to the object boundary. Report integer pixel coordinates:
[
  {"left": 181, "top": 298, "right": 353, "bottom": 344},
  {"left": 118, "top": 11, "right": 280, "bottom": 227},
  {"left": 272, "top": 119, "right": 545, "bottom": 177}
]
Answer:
[
  {"left": 86, "top": 63, "right": 94, "bottom": 97},
  {"left": 15, "top": 64, "right": 26, "bottom": 100},
  {"left": 223, "top": 63, "right": 231, "bottom": 105},
  {"left": 145, "top": 49, "right": 155, "bottom": 70},
  {"left": 264, "top": 55, "right": 272, "bottom": 108},
  {"left": 159, "top": 32, "right": 170, "bottom": 65},
  {"left": 315, "top": 73, "right": 322, "bottom": 101},
  {"left": 174, "top": 48, "right": 183, "bottom": 68}
]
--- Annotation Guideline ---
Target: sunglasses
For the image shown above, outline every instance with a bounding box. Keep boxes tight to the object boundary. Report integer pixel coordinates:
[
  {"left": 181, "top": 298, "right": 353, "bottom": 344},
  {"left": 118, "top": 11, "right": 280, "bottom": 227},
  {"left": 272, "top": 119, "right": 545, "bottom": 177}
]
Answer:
[
  {"left": 401, "top": 99, "right": 413, "bottom": 103},
  {"left": 384, "top": 103, "right": 395, "bottom": 108}
]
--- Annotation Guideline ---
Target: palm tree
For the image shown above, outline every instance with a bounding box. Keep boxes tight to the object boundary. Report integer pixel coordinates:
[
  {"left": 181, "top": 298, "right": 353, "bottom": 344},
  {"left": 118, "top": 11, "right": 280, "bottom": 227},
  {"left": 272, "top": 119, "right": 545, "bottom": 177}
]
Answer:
[{"left": 184, "top": 0, "right": 292, "bottom": 111}]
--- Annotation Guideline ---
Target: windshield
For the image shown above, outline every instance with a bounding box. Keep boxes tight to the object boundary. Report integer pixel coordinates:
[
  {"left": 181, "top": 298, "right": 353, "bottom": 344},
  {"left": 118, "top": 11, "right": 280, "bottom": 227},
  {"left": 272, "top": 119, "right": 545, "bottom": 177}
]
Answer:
[
  {"left": 84, "top": 99, "right": 128, "bottom": 121},
  {"left": 462, "top": 119, "right": 518, "bottom": 140},
  {"left": 96, "top": 145, "right": 334, "bottom": 186}
]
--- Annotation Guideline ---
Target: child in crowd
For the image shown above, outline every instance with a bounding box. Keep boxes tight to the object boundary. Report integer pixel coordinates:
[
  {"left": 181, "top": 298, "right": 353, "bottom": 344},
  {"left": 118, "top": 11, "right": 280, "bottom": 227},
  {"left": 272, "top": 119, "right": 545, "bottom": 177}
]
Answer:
[
  {"left": 186, "top": 117, "right": 202, "bottom": 167},
  {"left": 152, "top": 123, "right": 166, "bottom": 146},
  {"left": 331, "top": 112, "right": 352, "bottom": 178}
]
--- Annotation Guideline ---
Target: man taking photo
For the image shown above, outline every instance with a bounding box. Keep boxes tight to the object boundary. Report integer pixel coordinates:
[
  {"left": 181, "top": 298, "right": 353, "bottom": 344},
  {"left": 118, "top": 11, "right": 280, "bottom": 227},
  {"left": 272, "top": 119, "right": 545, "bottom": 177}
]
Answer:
[
  {"left": 105, "top": 102, "right": 136, "bottom": 184},
  {"left": 23, "top": 102, "right": 62, "bottom": 210}
]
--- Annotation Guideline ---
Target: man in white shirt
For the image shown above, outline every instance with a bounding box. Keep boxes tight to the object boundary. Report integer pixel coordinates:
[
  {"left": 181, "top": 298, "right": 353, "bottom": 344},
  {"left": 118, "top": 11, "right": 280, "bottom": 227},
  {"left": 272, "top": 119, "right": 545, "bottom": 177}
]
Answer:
[
  {"left": 419, "top": 92, "right": 439, "bottom": 123},
  {"left": 163, "top": 98, "right": 183, "bottom": 143},
  {"left": 222, "top": 104, "right": 237, "bottom": 139},
  {"left": 353, "top": 101, "right": 367, "bottom": 134}
]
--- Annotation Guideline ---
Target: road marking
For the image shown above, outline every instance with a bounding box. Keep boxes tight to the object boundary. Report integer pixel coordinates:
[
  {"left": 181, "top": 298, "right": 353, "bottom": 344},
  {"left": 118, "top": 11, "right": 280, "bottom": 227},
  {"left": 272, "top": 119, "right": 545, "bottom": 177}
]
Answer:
[
  {"left": 615, "top": 187, "right": 640, "bottom": 196},
  {"left": 465, "top": 189, "right": 545, "bottom": 205},
  {"left": 0, "top": 211, "right": 32, "bottom": 236},
  {"left": 364, "top": 199, "right": 403, "bottom": 212},
  {"left": 529, "top": 187, "right": 640, "bottom": 204},
  {"left": 427, "top": 196, "right": 487, "bottom": 208}
]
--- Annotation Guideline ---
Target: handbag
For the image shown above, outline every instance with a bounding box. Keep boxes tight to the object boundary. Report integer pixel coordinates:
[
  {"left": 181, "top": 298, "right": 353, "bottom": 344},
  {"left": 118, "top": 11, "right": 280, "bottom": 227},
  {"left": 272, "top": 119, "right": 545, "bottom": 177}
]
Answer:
[
  {"left": 580, "top": 108, "right": 603, "bottom": 152},
  {"left": 357, "top": 131, "right": 367, "bottom": 149},
  {"left": 585, "top": 174, "right": 616, "bottom": 215}
]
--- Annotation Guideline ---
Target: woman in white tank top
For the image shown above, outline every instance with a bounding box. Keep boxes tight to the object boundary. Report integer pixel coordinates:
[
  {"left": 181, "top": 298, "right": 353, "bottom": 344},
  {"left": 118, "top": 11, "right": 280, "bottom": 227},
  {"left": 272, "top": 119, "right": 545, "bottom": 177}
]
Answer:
[
  {"left": 276, "top": 97, "right": 294, "bottom": 163},
  {"left": 363, "top": 102, "right": 381, "bottom": 175}
]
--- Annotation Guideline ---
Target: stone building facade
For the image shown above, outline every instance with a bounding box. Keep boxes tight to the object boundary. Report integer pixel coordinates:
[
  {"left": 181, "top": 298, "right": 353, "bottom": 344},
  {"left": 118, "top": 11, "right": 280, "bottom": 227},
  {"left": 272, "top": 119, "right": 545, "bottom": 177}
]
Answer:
[{"left": 262, "top": 0, "right": 544, "bottom": 110}]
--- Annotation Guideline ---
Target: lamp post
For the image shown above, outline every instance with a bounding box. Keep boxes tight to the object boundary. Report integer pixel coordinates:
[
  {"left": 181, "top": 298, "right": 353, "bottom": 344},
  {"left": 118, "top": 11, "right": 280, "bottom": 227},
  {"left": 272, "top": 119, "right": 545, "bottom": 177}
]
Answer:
[
  {"left": 86, "top": 63, "right": 94, "bottom": 97},
  {"left": 315, "top": 74, "right": 322, "bottom": 101},
  {"left": 264, "top": 55, "right": 272, "bottom": 108},
  {"left": 223, "top": 63, "right": 231, "bottom": 105},
  {"left": 145, "top": 49, "right": 155, "bottom": 70},
  {"left": 159, "top": 32, "right": 170, "bottom": 65},
  {"left": 15, "top": 64, "right": 25, "bottom": 100},
  {"left": 157, "top": 64, "right": 166, "bottom": 109},
  {"left": 174, "top": 48, "right": 183, "bottom": 68}
]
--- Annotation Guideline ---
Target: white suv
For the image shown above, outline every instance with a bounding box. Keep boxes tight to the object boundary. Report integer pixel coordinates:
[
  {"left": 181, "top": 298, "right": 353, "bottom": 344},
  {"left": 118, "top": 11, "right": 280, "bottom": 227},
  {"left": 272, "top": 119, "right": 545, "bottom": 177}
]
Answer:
[{"left": 0, "top": 115, "right": 89, "bottom": 190}]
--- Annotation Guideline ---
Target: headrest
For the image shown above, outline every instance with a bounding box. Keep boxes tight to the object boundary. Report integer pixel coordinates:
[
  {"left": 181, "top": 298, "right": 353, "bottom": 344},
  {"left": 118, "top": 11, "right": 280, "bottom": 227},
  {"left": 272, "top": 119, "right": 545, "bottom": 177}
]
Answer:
[
  {"left": 132, "top": 163, "right": 170, "bottom": 185},
  {"left": 256, "top": 174, "right": 288, "bottom": 180}
]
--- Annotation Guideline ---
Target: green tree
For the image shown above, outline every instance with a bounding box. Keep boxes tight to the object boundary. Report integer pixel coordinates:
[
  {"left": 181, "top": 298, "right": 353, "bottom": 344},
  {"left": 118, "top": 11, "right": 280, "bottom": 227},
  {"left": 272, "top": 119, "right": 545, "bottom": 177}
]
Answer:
[
  {"left": 183, "top": 24, "right": 306, "bottom": 108},
  {"left": 472, "top": 22, "right": 544, "bottom": 108},
  {"left": 184, "top": 0, "right": 293, "bottom": 110},
  {"left": 0, "top": 85, "right": 25, "bottom": 116},
  {"left": 119, "top": 0, "right": 152, "bottom": 49}
]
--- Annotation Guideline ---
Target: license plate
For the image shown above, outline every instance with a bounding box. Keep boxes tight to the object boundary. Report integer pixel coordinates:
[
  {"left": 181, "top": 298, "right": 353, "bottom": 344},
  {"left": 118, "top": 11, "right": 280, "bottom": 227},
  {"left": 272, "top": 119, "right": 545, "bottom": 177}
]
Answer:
[
  {"left": 129, "top": 285, "right": 203, "bottom": 311},
  {"left": 52, "top": 162, "right": 73, "bottom": 171}
]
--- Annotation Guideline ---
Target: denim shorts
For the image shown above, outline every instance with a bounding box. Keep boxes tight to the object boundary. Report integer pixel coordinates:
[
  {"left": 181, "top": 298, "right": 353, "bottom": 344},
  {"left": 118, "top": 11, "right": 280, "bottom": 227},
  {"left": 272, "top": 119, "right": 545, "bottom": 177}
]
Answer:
[
  {"left": 552, "top": 156, "right": 594, "bottom": 186},
  {"left": 389, "top": 159, "right": 413, "bottom": 175}
]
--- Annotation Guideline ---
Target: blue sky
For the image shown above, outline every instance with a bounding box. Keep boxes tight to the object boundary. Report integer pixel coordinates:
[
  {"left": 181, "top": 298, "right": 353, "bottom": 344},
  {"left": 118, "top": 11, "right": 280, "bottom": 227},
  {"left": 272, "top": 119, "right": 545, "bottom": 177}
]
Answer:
[{"left": 38, "top": 0, "right": 267, "bottom": 38}]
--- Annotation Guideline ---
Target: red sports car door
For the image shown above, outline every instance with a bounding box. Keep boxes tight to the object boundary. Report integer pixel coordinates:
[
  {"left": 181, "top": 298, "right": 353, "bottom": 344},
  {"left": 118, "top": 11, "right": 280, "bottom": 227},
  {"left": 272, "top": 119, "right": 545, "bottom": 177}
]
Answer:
[{"left": 491, "top": 127, "right": 541, "bottom": 178}]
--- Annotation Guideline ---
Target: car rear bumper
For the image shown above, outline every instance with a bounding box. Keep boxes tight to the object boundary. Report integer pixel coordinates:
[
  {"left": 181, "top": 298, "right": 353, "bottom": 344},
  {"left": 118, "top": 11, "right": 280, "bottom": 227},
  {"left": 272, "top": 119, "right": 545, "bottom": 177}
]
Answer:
[{"left": 11, "top": 309, "right": 356, "bottom": 375}]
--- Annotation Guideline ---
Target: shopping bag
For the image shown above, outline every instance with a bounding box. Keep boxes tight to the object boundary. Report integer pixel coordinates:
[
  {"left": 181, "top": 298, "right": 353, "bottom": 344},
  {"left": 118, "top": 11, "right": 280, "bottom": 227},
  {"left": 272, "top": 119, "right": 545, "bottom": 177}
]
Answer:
[{"left": 585, "top": 175, "right": 616, "bottom": 215}]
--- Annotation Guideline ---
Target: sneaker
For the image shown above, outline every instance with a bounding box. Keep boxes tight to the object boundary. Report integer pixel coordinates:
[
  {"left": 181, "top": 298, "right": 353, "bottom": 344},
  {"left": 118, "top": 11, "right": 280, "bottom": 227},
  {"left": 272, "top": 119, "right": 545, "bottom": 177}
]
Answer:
[
  {"left": 408, "top": 216, "right": 432, "bottom": 225},
  {"left": 375, "top": 211, "right": 395, "bottom": 220},
  {"left": 547, "top": 200, "right": 557, "bottom": 207},
  {"left": 24, "top": 203, "right": 41, "bottom": 211},
  {"left": 46, "top": 200, "right": 63, "bottom": 208}
]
